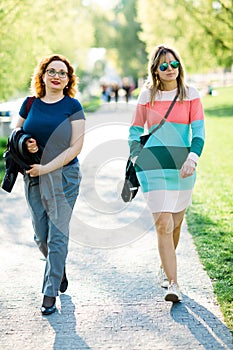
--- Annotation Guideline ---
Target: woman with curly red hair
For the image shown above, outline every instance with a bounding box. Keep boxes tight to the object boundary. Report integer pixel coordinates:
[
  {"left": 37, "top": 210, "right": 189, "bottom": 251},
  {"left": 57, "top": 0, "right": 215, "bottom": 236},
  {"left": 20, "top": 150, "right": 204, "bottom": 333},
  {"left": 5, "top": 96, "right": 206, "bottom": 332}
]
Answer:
[{"left": 15, "top": 54, "right": 85, "bottom": 315}]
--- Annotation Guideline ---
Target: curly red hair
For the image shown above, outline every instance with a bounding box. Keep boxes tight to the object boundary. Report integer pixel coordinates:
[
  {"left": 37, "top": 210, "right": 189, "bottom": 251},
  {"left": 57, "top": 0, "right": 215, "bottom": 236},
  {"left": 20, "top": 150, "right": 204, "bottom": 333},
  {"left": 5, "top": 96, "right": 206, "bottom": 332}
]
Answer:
[{"left": 30, "top": 54, "right": 78, "bottom": 98}]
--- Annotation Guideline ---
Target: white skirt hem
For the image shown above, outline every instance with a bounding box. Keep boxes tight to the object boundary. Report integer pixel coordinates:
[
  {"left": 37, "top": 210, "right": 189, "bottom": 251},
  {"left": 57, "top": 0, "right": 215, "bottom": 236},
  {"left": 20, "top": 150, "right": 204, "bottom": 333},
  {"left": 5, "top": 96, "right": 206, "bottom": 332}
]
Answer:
[{"left": 143, "top": 189, "right": 193, "bottom": 213}]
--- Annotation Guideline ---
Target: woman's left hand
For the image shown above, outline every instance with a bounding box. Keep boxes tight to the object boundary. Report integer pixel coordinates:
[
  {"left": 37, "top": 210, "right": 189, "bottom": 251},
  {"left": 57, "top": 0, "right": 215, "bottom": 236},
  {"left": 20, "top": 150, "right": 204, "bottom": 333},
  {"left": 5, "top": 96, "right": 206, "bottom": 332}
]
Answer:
[
  {"left": 25, "top": 138, "right": 39, "bottom": 153},
  {"left": 180, "top": 159, "right": 196, "bottom": 178},
  {"left": 26, "top": 164, "right": 45, "bottom": 177}
]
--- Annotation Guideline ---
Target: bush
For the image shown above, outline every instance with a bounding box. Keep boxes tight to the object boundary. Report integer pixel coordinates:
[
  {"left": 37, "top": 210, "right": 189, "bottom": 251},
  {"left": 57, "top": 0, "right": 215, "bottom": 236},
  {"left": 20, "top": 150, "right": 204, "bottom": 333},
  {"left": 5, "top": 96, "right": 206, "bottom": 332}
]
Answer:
[
  {"left": 0, "top": 137, "right": 7, "bottom": 182},
  {"left": 82, "top": 96, "right": 101, "bottom": 113},
  {"left": 0, "top": 137, "right": 7, "bottom": 147},
  {"left": 0, "top": 137, "right": 7, "bottom": 157},
  {"left": 131, "top": 87, "right": 140, "bottom": 99}
]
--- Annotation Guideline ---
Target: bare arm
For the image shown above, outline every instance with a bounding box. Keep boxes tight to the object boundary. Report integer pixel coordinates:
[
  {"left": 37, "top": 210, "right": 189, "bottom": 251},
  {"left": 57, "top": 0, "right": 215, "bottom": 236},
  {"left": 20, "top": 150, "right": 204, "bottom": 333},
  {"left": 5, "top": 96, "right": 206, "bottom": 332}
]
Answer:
[
  {"left": 15, "top": 116, "right": 25, "bottom": 128},
  {"left": 26, "top": 119, "right": 85, "bottom": 177}
]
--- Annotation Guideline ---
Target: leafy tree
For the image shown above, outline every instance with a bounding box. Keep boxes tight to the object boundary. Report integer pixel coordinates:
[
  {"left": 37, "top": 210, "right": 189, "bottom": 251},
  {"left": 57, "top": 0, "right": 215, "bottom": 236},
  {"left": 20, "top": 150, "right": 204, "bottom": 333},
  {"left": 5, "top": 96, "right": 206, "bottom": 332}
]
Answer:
[
  {"left": 92, "top": 0, "right": 147, "bottom": 84},
  {"left": 178, "top": 0, "right": 233, "bottom": 68},
  {"left": 111, "top": 0, "right": 147, "bottom": 82},
  {"left": 137, "top": 0, "right": 232, "bottom": 73},
  {"left": 0, "top": 0, "right": 46, "bottom": 101},
  {"left": 0, "top": 0, "right": 95, "bottom": 102}
]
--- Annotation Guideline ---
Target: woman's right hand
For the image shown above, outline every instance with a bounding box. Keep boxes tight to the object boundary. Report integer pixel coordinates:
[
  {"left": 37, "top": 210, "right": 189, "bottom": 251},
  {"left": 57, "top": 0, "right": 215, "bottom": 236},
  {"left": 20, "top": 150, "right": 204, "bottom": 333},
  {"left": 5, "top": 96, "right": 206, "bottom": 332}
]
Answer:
[
  {"left": 180, "top": 158, "right": 196, "bottom": 178},
  {"left": 26, "top": 138, "right": 38, "bottom": 153}
]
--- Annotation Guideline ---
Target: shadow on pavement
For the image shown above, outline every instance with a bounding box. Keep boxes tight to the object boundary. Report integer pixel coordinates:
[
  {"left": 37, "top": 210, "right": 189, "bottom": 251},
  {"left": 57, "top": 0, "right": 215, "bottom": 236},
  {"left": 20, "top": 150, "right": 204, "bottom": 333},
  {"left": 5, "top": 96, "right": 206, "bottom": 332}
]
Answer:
[
  {"left": 68, "top": 248, "right": 233, "bottom": 349},
  {"left": 171, "top": 294, "right": 233, "bottom": 350},
  {"left": 45, "top": 294, "right": 92, "bottom": 350}
]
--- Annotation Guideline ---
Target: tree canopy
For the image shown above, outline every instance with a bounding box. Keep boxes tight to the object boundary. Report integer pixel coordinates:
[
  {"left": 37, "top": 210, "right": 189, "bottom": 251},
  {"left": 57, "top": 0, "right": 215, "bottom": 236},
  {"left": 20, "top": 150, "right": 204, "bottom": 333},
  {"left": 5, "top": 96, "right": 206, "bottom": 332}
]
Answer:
[
  {"left": 0, "top": 0, "right": 232, "bottom": 101},
  {"left": 0, "top": 0, "right": 94, "bottom": 101},
  {"left": 137, "top": 0, "right": 233, "bottom": 72}
]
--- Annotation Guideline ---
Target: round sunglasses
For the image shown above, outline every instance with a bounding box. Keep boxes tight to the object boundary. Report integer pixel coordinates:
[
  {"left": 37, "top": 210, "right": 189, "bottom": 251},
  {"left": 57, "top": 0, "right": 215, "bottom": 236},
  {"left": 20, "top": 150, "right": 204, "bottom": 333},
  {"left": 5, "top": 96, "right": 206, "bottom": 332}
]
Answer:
[{"left": 159, "top": 60, "right": 179, "bottom": 71}]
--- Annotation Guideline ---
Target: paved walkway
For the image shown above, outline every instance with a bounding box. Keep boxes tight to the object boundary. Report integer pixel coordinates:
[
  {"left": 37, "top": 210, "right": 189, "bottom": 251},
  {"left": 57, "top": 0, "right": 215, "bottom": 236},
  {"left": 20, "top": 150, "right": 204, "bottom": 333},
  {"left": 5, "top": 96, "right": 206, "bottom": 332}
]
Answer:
[{"left": 0, "top": 102, "right": 232, "bottom": 350}]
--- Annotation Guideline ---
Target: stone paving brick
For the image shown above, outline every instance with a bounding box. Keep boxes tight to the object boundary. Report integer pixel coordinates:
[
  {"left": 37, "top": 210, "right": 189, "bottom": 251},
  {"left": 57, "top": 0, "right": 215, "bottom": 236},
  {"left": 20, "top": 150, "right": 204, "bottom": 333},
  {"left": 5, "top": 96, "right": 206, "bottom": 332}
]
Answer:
[{"left": 0, "top": 104, "right": 232, "bottom": 350}]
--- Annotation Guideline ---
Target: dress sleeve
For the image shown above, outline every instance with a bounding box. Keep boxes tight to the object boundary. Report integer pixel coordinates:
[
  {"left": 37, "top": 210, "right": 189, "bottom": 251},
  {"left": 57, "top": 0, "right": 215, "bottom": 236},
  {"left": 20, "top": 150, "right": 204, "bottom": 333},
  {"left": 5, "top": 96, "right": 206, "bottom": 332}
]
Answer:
[
  {"left": 128, "top": 89, "right": 149, "bottom": 158},
  {"left": 188, "top": 88, "right": 205, "bottom": 163}
]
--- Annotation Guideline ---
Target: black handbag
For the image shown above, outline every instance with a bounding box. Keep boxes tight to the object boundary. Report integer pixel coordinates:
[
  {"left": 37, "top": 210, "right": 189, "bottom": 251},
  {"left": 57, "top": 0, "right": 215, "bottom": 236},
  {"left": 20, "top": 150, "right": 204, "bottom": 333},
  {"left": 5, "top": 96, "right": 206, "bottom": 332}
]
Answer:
[
  {"left": 121, "top": 158, "right": 140, "bottom": 202},
  {"left": 121, "top": 93, "right": 178, "bottom": 202}
]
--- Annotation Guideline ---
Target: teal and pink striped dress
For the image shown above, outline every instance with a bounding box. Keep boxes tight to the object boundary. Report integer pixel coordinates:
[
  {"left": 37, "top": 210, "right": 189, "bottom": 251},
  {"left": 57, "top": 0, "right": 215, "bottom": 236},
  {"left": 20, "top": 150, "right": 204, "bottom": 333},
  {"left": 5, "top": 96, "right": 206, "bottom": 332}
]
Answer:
[{"left": 129, "top": 87, "right": 205, "bottom": 213}]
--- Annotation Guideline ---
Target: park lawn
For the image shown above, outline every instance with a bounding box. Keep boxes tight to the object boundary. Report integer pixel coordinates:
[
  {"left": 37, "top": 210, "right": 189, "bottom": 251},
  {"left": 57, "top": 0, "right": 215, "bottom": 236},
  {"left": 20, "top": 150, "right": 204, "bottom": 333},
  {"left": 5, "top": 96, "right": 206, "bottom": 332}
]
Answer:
[{"left": 186, "top": 86, "right": 233, "bottom": 332}]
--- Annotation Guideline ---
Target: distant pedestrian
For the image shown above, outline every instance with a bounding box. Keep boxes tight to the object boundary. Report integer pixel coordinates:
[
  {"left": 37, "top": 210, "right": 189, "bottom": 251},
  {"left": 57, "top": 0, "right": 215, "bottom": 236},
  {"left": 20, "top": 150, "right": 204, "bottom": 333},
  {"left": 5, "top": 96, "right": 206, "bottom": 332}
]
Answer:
[
  {"left": 112, "top": 82, "right": 119, "bottom": 103},
  {"left": 106, "top": 85, "right": 112, "bottom": 103},
  {"left": 101, "top": 83, "right": 108, "bottom": 102},
  {"left": 122, "top": 77, "right": 131, "bottom": 103},
  {"left": 129, "top": 44, "right": 205, "bottom": 302},
  {"left": 101, "top": 83, "right": 112, "bottom": 103},
  {"left": 15, "top": 54, "right": 85, "bottom": 315}
]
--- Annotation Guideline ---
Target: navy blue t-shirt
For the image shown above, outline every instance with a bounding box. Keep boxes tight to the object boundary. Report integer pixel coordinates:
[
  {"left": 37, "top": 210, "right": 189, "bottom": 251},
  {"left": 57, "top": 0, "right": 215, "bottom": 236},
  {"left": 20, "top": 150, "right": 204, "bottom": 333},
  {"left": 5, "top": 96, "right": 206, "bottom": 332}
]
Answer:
[{"left": 19, "top": 96, "right": 85, "bottom": 164}]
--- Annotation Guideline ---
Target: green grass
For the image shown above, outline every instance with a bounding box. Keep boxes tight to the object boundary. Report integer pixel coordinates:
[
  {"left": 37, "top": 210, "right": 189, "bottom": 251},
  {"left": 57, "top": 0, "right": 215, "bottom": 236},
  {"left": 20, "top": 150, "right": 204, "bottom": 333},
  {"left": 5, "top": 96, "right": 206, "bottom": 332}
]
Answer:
[
  {"left": 0, "top": 137, "right": 7, "bottom": 182},
  {"left": 186, "top": 86, "right": 233, "bottom": 332}
]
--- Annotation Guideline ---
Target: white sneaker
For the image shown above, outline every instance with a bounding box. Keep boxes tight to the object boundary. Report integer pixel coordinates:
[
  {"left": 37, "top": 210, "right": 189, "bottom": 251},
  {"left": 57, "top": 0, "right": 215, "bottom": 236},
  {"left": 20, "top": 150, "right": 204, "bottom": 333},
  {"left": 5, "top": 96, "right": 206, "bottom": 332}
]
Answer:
[
  {"left": 158, "top": 266, "right": 169, "bottom": 288},
  {"left": 164, "top": 281, "right": 182, "bottom": 303}
]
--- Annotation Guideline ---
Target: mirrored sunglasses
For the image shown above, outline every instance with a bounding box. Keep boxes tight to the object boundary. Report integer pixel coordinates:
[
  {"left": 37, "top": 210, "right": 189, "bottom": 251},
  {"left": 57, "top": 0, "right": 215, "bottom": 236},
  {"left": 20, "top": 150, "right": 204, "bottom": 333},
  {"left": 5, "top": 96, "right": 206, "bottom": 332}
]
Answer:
[{"left": 159, "top": 60, "right": 179, "bottom": 71}]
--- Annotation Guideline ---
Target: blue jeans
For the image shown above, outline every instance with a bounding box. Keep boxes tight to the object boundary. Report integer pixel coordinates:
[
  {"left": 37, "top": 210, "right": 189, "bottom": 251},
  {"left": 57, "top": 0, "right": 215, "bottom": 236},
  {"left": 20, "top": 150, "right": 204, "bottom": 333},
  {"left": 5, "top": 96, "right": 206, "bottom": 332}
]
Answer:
[{"left": 24, "top": 163, "right": 81, "bottom": 296}]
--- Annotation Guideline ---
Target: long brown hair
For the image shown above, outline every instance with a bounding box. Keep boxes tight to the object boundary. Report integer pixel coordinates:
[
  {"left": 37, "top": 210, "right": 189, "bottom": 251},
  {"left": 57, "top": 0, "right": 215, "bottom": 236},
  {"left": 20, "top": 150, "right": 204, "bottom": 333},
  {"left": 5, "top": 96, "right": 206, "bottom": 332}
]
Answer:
[
  {"left": 147, "top": 45, "right": 187, "bottom": 104},
  {"left": 30, "top": 54, "right": 78, "bottom": 98}
]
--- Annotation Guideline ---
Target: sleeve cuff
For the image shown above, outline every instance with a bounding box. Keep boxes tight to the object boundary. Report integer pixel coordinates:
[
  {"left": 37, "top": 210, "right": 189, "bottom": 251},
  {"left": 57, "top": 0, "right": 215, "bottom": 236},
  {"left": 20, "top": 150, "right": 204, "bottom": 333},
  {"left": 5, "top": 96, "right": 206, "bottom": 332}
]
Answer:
[{"left": 188, "top": 152, "right": 199, "bottom": 164}]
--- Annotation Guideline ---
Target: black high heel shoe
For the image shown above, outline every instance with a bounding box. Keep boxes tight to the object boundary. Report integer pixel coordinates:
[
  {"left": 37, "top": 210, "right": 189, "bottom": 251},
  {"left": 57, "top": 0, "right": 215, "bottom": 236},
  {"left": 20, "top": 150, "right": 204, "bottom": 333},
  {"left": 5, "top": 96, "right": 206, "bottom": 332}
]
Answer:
[
  {"left": 60, "top": 267, "right": 68, "bottom": 293},
  {"left": 41, "top": 296, "right": 56, "bottom": 315}
]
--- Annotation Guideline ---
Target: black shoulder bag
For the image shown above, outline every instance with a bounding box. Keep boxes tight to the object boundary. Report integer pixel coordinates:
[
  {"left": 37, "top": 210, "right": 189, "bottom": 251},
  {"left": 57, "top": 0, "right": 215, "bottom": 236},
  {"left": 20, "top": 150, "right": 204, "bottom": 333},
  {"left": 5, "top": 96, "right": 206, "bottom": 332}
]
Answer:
[{"left": 121, "top": 93, "right": 178, "bottom": 202}]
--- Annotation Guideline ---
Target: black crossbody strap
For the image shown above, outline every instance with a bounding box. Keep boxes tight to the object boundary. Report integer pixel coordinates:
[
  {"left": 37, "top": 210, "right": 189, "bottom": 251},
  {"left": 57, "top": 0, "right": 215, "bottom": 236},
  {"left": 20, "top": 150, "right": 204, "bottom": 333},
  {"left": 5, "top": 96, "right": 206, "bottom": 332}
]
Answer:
[
  {"left": 150, "top": 93, "right": 178, "bottom": 135},
  {"left": 26, "top": 96, "right": 36, "bottom": 117}
]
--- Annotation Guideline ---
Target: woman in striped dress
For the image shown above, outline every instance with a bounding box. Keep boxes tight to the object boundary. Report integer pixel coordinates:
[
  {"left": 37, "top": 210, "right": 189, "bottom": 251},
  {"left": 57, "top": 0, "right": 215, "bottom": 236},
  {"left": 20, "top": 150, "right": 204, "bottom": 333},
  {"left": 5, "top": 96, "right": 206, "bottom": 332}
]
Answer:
[{"left": 129, "top": 45, "right": 205, "bottom": 302}]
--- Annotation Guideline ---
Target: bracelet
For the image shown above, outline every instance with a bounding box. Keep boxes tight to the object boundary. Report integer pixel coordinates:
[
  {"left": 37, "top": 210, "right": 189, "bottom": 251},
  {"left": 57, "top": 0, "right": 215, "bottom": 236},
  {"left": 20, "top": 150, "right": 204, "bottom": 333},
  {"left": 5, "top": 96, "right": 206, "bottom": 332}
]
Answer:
[{"left": 188, "top": 159, "right": 196, "bottom": 167}]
